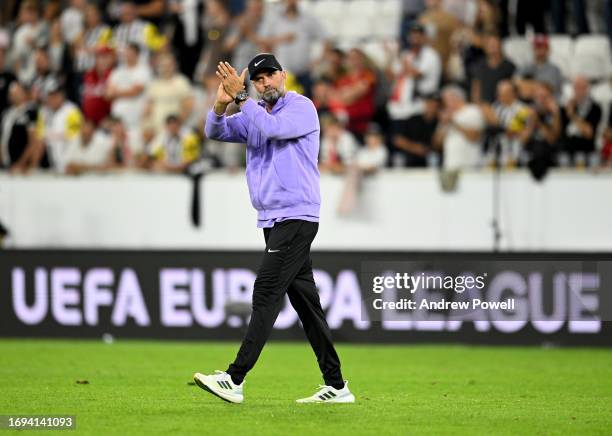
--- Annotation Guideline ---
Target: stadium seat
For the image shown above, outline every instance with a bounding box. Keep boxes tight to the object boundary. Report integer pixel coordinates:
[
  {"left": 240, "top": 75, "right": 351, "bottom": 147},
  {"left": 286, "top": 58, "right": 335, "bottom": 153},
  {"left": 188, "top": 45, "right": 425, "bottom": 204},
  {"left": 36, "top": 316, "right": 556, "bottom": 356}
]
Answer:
[
  {"left": 371, "top": 15, "right": 401, "bottom": 39},
  {"left": 299, "top": 0, "right": 317, "bottom": 16},
  {"left": 548, "top": 35, "right": 573, "bottom": 79},
  {"left": 571, "top": 53, "right": 610, "bottom": 80},
  {"left": 310, "top": 0, "right": 347, "bottom": 39},
  {"left": 571, "top": 35, "right": 612, "bottom": 80},
  {"left": 337, "top": 17, "right": 374, "bottom": 42},
  {"left": 371, "top": 0, "right": 402, "bottom": 40},
  {"left": 502, "top": 37, "right": 534, "bottom": 69},
  {"left": 311, "top": 0, "right": 346, "bottom": 19},
  {"left": 346, "top": 0, "right": 378, "bottom": 17},
  {"left": 574, "top": 35, "right": 611, "bottom": 58},
  {"left": 380, "top": 0, "right": 402, "bottom": 17}
]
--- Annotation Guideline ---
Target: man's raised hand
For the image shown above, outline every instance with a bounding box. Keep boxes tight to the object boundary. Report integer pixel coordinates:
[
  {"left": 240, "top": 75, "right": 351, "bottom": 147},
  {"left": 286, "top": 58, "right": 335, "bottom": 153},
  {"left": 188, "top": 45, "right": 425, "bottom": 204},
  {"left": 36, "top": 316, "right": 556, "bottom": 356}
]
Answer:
[
  {"left": 217, "top": 61, "right": 248, "bottom": 99},
  {"left": 213, "top": 81, "right": 233, "bottom": 115}
]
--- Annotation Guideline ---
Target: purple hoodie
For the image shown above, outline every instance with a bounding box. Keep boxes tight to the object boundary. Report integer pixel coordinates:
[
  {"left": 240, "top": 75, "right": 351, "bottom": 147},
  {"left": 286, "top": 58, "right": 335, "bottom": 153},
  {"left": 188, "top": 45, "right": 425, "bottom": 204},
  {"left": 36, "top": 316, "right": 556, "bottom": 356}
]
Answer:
[{"left": 205, "top": 91, "right": 321, "bottom": 225}]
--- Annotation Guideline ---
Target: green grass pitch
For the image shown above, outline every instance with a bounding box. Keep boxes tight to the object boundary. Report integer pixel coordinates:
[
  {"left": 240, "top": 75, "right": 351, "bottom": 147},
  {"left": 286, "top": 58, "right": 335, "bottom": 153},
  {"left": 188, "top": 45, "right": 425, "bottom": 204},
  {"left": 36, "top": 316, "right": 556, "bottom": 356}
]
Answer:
[{"left": 1, "top": 339, "right": 611, "bottom": 435}]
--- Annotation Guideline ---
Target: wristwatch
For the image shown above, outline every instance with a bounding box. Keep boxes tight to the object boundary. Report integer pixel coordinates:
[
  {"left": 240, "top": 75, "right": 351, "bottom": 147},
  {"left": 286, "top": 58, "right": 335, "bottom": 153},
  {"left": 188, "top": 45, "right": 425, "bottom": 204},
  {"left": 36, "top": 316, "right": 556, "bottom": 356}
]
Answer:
[{"left": 234, "top": 89, "right": 248, "bottom": 105}]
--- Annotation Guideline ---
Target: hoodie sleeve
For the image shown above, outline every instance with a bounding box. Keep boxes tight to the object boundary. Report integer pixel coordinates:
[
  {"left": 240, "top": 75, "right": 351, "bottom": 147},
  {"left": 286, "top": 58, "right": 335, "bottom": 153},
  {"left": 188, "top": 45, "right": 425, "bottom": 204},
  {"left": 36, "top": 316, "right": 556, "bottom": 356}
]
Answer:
[
  {"left": 239, "top": 96, "right": 319, "bottom": 140},
  {"left": 204, "top": 110, "right": 248, "bottom": 143}
]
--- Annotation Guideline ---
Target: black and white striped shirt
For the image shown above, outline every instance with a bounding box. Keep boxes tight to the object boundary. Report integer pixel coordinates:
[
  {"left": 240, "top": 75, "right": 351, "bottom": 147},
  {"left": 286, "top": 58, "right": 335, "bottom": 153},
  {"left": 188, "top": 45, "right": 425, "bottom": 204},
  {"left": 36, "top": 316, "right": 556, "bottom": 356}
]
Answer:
[{"left": 75, "top": 24, "right": 112, "bottom": 72}]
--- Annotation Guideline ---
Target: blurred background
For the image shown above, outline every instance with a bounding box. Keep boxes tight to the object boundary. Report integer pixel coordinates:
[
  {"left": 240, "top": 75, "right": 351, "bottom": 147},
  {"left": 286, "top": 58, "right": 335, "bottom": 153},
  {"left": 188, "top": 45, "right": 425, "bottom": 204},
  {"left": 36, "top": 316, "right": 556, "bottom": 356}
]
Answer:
[
  {"left": 0, "top": 0, "right": 611, "bottom": 251},
  {"left": 0, "top": 0, "right": 611, "bottom": 345}
]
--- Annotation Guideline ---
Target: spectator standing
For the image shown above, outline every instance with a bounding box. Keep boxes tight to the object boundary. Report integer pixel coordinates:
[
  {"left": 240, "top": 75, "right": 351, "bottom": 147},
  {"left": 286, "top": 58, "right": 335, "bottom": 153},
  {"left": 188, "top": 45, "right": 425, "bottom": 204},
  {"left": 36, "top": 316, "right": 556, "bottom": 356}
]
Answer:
[
  {"left": 387, "top": 23, "right": 441, "bottom": 130},
  {"left": 0, "top": 1, "right": 19, "bottom": 27},
  {"left": 435, "top": 85, "right": 485, "bottom": 170},
  {"left": 82, "top": 46, "right": 115, "bottom": 125},
  {"left": 196, "top": 0, "right": 232, "bottom": 83},
  {"left": 130, "top": 0, "right": 165, "bottom": 27},
  {"left": 106, "top": 43, "right": 152, "bottom": 155},
  {"left": 60, "top": 0, "right": 86, "bottom": 45},
  {"left": 419, "top": 0, "right": 461, "bottom": 74},
  {"left": 258, "top": 0, "right": 327, "bottom": 95},
  {"left": 443, "top": 0, "right": 478, "bottom": 27},
  {"left": 0, "top": 81, "right": 37, "bottom": 169},
  {"left": 169, "top": 0, "right": 204, "bottom": 80},
  {"left": 515, "top": 0, "right": 547, "bottom": 35},
  {"left": 73, "top": 4, "right": 113, "bottom": 74},
  {"left": 551, "top": 0, "right": 590, "bottom": 35},
  {"left": 471, "top": 34, "right": 515, "bottom": 104},
  {"left": 47, "top": 19, "right": 73, "bottom": 83},
  {"left": 113, "top": 1, "right": 161, "bottom": 57},
  {"left": 10, "top": 1, "right": 47, "bottom": 84},
  {"left": 225, "top": 0, "right": 265, "bottom": 70},
  {"left": 144, "top": 53, "right": 193, "bottom": 135},
  {"left": 451, "top": 0, "right": 500, "bottom": 84}
]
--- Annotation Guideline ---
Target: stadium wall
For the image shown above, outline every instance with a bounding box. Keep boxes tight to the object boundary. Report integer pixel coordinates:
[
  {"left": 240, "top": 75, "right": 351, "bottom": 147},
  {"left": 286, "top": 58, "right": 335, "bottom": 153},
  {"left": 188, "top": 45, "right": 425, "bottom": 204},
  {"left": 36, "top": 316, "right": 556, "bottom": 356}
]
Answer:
[{"left": 2, "top": 170, "right": 612, "bottom": 251}]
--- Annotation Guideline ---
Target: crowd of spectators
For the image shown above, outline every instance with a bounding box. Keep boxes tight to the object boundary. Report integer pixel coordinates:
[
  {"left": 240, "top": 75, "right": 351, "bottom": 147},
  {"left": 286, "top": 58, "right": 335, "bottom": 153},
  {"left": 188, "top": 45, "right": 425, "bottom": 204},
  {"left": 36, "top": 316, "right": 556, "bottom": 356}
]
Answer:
[{"left": 0, "top": 0, "right": 611, "bottom": 178}]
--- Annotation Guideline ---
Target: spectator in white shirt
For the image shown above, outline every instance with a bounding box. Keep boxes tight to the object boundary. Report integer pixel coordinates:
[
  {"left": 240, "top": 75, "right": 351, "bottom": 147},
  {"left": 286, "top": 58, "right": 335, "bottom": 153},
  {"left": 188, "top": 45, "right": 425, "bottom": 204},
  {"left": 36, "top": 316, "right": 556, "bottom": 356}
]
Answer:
[
  {"left": 106, "top": 43, "right": 152, "bottom": 155},
  {"left": 387, "top": 23, "right": 442, "bottom": 126},
  {"left": 64, "top": 118, "right": 113, "bottom": 175},
  {"left": 434, "top": 85, "right": 485, "bottom": 170},
  {"left": 60, "top": 0, "right": 86, "bottom": 45}
]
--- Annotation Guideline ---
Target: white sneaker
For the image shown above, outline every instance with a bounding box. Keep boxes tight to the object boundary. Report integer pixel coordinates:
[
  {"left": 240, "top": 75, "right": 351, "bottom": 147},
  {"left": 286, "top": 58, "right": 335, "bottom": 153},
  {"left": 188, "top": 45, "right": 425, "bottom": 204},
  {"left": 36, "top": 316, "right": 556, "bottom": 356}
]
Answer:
[
  {"left": 296, "top": 381, "right": 355, "bottom": 403},
  {"left": 193, "top": 370, "right": 244, "bottom": 404}
]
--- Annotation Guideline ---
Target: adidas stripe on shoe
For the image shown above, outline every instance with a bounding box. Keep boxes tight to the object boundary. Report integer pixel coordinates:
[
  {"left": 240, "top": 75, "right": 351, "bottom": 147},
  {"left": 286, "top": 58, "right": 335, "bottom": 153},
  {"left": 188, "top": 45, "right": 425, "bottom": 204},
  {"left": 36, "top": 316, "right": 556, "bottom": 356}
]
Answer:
[
  {"left": 296, "top": 381, "right": 355, "bottom": 403},
  {"left": 193, "top": 370, "right": 244, "bottom": 404}
]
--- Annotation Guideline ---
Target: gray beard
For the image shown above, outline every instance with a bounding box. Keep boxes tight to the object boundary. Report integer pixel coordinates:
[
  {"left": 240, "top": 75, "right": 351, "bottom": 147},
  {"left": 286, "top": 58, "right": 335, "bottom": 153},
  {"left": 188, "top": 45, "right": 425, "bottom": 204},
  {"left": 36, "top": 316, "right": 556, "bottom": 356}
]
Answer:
[{"left": 262, "top": 88, "right": 281, "bottom": 105}]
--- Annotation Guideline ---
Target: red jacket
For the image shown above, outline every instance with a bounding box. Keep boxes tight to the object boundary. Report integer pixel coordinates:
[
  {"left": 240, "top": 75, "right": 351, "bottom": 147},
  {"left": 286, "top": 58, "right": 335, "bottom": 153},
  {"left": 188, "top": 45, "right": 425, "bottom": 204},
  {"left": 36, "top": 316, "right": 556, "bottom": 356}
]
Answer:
[{"left": 82, "top": 68, "right": 112, "bottom": 124}]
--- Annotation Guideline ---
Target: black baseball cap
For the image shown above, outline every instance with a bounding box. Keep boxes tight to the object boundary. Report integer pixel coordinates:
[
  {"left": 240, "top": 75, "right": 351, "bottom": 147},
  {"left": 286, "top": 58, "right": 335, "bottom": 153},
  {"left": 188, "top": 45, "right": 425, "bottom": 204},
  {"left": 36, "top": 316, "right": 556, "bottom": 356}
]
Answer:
[{"left": 248, "top": 53, "right": 283, "bottom": 80}]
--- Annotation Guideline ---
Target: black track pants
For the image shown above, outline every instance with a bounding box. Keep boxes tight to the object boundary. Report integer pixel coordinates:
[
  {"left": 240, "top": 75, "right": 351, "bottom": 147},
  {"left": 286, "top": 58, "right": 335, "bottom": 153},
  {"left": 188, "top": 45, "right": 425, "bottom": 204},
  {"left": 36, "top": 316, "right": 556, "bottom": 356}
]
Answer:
[{"left": 226, "top": 220, "right": 344, "bottom": 387}]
